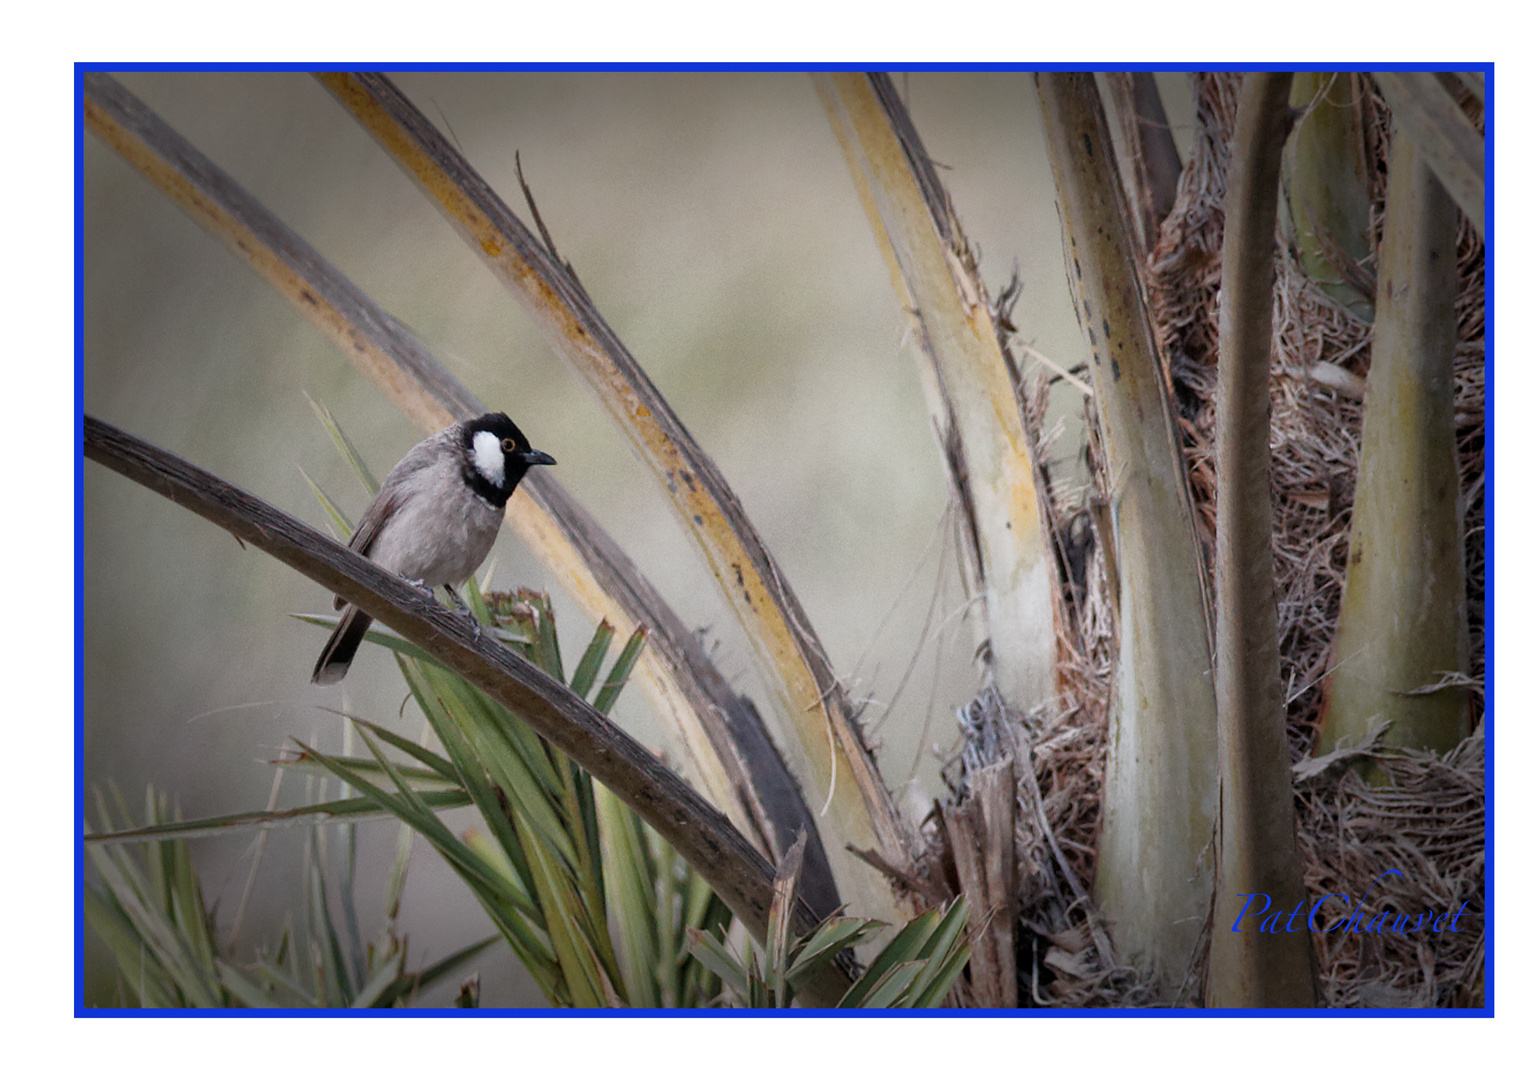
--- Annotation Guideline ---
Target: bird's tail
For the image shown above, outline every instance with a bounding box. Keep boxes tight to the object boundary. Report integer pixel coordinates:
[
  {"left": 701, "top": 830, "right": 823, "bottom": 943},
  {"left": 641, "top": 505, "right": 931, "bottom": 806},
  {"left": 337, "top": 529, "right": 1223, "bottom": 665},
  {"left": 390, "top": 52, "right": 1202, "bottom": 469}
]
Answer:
[{"left": 311, "top": 605, "right": 374, "bottom": 685}]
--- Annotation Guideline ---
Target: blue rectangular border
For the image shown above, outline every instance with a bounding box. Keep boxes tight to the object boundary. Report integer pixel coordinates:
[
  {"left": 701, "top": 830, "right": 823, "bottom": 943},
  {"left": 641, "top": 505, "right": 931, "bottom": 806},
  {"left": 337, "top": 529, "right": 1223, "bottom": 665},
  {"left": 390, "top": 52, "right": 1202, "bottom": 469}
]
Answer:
[{"left": 71, "top": 63, "right": 1490, "bottom": 1020}]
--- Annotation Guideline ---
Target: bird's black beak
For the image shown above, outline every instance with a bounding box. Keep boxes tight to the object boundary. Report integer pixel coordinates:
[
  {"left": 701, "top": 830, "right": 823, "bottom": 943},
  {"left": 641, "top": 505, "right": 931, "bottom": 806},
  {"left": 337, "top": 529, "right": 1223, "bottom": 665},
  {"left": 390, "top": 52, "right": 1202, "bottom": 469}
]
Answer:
[{"left": 519, "top": 448, "right": 556, "bottom": 467}]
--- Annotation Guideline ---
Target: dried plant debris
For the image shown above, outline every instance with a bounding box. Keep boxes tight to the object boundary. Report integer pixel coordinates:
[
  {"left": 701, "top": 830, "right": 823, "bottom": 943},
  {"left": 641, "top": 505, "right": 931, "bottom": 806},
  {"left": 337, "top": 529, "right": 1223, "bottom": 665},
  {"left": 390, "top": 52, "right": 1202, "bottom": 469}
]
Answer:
[
  {"left": 938, "top": 688, "right": 1155, "bottom": 1007},
  {"left": 1150, "top": 72, "right": 1485, "bottom": 1007},
  {"left": 959, "top": 72, "right": 1486, "bottom": 1008},
  {"left": 1145, "top": 72, "right": 1485, "bottom": 755},
  {"left": 1294, "top": 732, "right": 1485, "bottom": 1008}
]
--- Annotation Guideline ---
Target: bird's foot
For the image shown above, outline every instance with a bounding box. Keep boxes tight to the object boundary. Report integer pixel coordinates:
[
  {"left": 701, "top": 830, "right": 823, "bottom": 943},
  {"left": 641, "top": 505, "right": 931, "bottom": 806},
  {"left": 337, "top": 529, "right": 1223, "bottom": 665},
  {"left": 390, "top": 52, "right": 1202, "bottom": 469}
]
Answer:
[{"left": 443, "top": 584, "right": 484, "bottom": 643}]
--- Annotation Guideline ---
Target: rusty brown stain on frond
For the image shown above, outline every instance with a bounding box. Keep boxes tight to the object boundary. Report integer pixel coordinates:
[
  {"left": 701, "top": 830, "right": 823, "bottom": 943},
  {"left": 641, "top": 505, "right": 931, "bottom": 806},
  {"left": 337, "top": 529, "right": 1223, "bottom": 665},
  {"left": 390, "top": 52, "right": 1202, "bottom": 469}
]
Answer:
[
  {"left": 317, "top": 73, "right": 510, "bottom": 259},
  {"left": 84, "top": 83, "right": 449, "bottom": 433}
]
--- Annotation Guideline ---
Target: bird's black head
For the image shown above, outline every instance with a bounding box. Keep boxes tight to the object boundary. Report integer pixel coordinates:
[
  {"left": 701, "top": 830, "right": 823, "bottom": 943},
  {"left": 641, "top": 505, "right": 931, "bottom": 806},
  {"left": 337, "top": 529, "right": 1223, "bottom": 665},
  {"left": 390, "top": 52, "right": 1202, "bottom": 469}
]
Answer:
[{"left": 460, "top": 412, "right": 555, "bottom": 507}]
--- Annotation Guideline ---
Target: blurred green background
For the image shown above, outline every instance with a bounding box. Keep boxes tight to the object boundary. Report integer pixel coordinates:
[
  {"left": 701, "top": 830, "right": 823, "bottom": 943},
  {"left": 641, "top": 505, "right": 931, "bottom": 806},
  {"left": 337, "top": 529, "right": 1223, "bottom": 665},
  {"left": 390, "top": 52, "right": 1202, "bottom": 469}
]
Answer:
[{"left": 82, "top": 70, "right": 1191, "bottom": 1006}]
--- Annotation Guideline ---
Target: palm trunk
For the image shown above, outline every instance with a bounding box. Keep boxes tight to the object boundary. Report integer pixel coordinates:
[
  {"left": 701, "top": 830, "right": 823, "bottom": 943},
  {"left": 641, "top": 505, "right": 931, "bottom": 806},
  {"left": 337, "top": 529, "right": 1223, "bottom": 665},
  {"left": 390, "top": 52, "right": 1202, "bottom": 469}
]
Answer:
[{"left": 1206, "top": 72, "right": 1317, "bottom": 1007}]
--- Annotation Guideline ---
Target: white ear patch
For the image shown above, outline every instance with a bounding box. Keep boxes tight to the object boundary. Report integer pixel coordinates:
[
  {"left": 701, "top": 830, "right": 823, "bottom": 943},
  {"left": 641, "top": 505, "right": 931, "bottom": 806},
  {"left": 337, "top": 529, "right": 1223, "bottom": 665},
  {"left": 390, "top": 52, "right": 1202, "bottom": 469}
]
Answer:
[{"left": 471, "top": 429, "right": 506, "bottom": 486}]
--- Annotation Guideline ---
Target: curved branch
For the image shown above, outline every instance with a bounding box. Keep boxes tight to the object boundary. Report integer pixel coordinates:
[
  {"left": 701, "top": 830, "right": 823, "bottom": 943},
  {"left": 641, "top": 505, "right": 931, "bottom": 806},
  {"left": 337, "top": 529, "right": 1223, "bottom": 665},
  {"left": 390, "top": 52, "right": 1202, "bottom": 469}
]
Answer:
[{"left": 83, "top": 414, "right": 850, "bottom": 1008}]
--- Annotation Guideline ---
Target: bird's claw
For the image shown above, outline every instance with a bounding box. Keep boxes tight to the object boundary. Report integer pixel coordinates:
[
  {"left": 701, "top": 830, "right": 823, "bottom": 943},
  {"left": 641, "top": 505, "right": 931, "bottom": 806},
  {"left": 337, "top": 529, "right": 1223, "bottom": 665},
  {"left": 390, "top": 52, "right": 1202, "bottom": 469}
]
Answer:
[{"left": 442, "top": 584, "right": 484, "bottom": 643}]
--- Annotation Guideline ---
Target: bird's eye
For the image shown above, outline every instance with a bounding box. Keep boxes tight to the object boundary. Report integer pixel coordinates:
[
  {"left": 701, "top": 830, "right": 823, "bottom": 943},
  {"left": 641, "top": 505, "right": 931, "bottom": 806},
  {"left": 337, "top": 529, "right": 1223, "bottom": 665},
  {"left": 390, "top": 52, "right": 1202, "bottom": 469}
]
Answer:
[{"left": 501, "top": 437, "right": 517, "bottom": 453}]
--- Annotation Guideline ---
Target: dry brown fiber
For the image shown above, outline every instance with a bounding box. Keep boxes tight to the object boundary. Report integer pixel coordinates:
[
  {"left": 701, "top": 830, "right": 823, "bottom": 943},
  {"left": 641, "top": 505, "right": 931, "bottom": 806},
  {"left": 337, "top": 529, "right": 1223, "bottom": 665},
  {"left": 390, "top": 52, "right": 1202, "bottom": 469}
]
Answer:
[{"left": 979, "top": 72, "right": 1484, "bottom": 1008}]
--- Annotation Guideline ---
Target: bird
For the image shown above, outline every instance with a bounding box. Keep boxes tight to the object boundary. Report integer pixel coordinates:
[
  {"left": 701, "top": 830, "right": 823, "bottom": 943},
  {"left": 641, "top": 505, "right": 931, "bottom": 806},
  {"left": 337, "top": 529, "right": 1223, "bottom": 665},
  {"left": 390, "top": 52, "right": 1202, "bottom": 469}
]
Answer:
[{"left": 311, "top": 412, "right": 554, "bottom": 684}]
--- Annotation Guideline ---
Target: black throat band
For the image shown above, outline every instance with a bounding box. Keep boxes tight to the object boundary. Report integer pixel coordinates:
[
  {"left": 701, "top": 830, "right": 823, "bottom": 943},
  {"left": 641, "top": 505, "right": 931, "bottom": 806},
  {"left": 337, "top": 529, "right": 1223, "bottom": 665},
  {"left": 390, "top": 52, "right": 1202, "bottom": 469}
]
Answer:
[{"left": 461, "top": 463, "right": 512, "bottom": 509}]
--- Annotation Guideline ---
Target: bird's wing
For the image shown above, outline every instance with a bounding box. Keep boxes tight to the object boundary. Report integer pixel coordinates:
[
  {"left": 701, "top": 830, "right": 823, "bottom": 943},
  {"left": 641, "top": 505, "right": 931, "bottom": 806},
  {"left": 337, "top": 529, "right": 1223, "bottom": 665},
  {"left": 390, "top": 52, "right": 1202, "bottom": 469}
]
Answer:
[
  {"left": 347, "top": 487, "right": 400, "bottom": 557},
  {"left": 331, "top": 487, "right": 401, "bottom": 610},
  {"left": 330, "top": 429, "right": 453, "bottom": 609},
  {"left": 330, "top": 443, "right": 433, "bottom": 607},
  {"left": 347, "top": 432, "right": 448, "bottom": 555}
]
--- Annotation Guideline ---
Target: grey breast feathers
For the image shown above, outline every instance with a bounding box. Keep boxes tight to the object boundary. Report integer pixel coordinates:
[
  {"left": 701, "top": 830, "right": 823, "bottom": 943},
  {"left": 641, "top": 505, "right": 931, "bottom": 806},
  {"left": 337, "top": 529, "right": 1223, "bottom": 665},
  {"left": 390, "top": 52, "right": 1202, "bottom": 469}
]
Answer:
[{"left": 362, "top": 433, "right": 504, "bottom": 588}]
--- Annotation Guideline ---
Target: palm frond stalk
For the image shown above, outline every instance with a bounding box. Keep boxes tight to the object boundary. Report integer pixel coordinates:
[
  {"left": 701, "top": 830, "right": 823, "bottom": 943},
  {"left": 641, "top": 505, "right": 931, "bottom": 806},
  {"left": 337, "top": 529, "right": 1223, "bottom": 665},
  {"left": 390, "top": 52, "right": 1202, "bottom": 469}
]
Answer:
[
  {"left": 1206, "top": 71, "right": 1317, "bottom": 1007},
  {"left": 1035, "top": 72, "right": 1219, "bottom": 991},
  {"left": 317, "top": 72, "right": 911, "bottom": 921},
  {"left": 1284, "top": 73, "right": 1377, "bottom": 321},
  {"left": 814, "top": 72, "right": 1059, "bottom": 717},
  {"left": 1371, "top": 72, "right": 1484, "bottom": 232},
  {"left": 1319, "top": 124, "right": 1471, "bottom": 762},
  {"left": 1101, "top": 72, "right": 1183, "bottom": 254}
]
